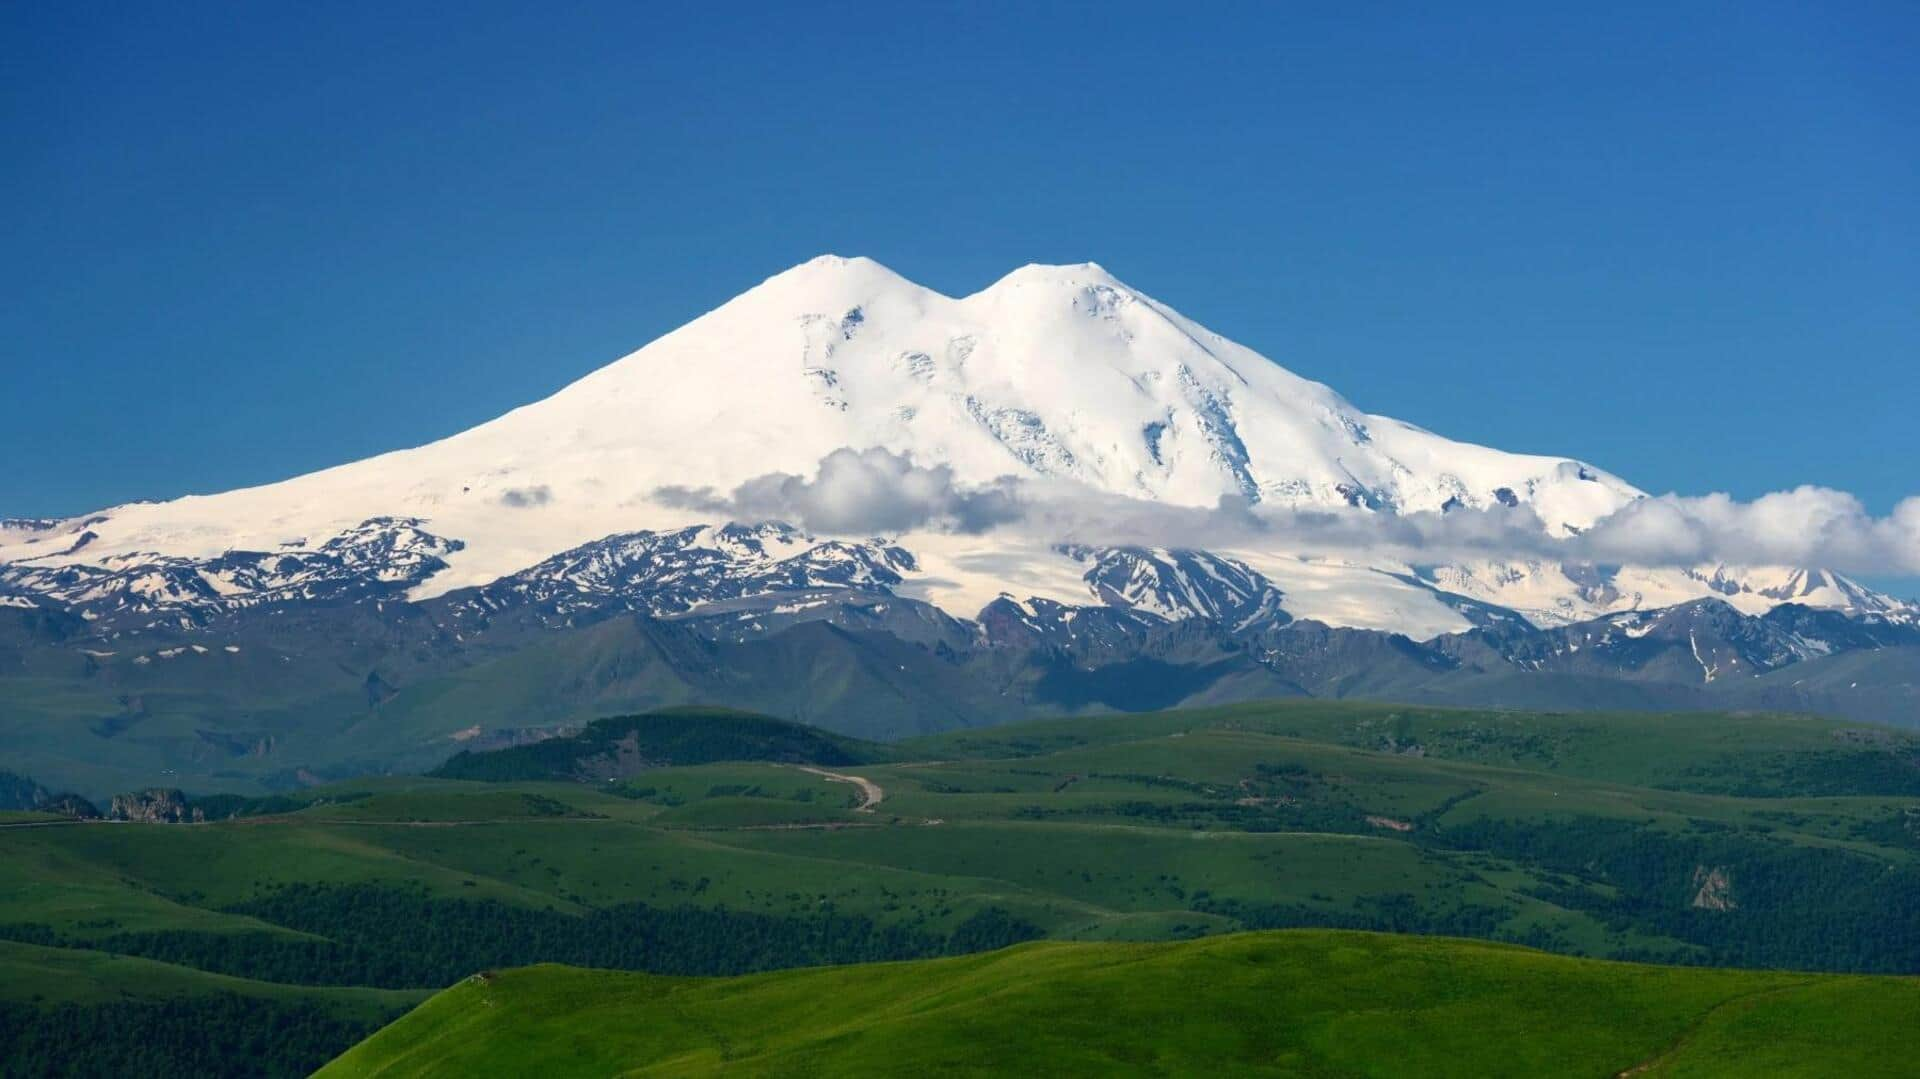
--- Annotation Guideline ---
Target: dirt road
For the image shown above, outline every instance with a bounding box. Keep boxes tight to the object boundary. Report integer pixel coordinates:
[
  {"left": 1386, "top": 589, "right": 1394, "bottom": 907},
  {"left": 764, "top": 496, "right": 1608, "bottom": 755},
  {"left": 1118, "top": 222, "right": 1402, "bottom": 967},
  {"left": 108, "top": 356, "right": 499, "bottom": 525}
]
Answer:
[{"left": 795, "top": 766, "right": 885, "bottom": 813}]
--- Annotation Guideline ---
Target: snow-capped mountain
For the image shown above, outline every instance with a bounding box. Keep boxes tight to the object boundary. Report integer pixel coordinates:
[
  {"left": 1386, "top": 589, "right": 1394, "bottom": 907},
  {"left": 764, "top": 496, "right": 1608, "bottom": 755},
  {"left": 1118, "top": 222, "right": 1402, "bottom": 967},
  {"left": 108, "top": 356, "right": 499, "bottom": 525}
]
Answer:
[
  {"left": 10, "top": 254, "right": 1919, "bottom": 799},
  {"left": 1441, "top": 598, "right": 1920, "bottom": 686},
  {"left": 0, "top": 255, "right": 1908, "bottom": 640},
  {"left": 0, "top": 517, "right": 462, "bottom": 628},
  {"left": 438, "top": 522, "right": 917, "bottom": 630}
]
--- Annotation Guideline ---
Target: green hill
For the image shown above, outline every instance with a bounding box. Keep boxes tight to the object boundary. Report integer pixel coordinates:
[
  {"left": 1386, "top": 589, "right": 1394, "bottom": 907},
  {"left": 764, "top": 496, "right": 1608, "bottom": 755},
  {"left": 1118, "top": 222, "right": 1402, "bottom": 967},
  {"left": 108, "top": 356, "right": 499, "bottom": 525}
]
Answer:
[
  {"left": 429, "top": 707, "right": 884, "bottom": 781},
  {"left": 318, "top": 929, "right": 1920, "bottom": 1078},
  {"left": 0, "top": 937, "right": 421, "bottom": 1077}
]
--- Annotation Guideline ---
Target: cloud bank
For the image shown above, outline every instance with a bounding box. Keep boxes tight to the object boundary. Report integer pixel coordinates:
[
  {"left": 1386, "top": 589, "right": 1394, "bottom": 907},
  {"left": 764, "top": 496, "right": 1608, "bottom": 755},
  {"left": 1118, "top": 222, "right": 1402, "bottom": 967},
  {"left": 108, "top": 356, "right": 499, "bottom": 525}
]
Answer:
[
  {"left": 655, "top": 447, "right": 1024, "bottom": 536},
  {"left": 1574, "top": 488, "right": 1920, "bottom": 575},
  {"left": 654, "top": 448, "right": 1920, "bottom": 577}
]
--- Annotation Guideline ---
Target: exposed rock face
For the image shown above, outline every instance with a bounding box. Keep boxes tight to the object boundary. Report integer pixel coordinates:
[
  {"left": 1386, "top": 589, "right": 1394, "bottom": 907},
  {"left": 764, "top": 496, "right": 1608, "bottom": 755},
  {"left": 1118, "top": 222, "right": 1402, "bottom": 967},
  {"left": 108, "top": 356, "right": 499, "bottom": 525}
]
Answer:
[
  {"left": 1059, "top": 545, "right": 1292, "bottom": 633},
  {"left": 1690, "top": 865, "right": 1736, "bottom": 911},
  {"left": 108, "top": 788, "right": 204, "bottom": 824},
  {"left": 446, "top": 724, "right": 576, "bottom": 754},
  {"left": 437, "top": 523, "right": 916, "bottom": 631}
]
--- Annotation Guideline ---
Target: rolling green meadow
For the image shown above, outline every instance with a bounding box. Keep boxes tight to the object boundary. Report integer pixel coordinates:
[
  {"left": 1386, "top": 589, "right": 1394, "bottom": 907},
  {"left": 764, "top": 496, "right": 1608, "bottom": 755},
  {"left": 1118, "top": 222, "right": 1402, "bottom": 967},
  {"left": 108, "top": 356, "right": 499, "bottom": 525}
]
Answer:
[{"left": 5, "top": 700, "right": 1920, "bottom": 1073}]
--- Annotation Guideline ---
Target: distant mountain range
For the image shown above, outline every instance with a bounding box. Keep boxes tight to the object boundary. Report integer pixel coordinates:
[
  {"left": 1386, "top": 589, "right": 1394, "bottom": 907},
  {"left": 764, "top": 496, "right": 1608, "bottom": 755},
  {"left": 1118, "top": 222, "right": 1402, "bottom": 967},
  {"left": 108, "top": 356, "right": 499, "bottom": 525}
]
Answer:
[{"left": 1, "top": 256, "right": 1914, "bottom": 795}]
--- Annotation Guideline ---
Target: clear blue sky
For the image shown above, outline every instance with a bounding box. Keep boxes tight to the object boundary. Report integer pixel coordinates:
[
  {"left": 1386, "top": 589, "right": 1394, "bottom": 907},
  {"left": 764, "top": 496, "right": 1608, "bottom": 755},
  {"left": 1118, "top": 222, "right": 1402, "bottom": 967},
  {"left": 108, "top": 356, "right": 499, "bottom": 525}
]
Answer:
[{"left": 4, "top": 3, "right": 1915, "bottom": 577}]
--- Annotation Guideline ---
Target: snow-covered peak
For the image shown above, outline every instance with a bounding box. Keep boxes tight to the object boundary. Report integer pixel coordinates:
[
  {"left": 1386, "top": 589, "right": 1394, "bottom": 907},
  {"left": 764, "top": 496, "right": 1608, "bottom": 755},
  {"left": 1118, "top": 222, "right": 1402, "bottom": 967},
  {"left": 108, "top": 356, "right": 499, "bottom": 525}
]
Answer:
[
  {"left": 976, "top": 261, "right": 1122, "bottom": 291},
  {"left": 736, "top": 254, "right": 925, "bottom": 307}
]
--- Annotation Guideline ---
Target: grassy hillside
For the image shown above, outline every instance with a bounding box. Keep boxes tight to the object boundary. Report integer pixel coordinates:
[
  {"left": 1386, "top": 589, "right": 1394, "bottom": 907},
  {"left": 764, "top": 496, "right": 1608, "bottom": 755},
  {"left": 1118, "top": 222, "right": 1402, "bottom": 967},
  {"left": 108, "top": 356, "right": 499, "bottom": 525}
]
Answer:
[
  {"left": 899, "top": 699, "right": 1920, "bottom": 796},
  {"left": 0, "top": 938, "right": 417, "bottom": 1011},
  {"left": 8, "top": 699, "right": 1920, "bottom": 1072},
  {"left": 0, "top": 937, "right": 422, "bottom": 1077},
  {"left": 9, "top": 701, "right": 1920, "bottom": 968},
  {"left": 430, "top": 707, "right": 884, "bottom": 781},
  {"left": 0, "top": 615, "right": 1025, "bottom": 797},
  {"left": 318, "top": 930, "right": 1920, "bottom": 1078}
]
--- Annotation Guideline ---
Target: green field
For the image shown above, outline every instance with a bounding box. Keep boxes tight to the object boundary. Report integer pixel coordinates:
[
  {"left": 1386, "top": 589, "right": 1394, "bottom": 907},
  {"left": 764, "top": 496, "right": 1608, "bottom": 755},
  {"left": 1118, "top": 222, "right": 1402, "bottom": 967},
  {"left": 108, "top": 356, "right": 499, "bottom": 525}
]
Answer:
[
  {"left": 319, "top": 930, "right": 1920, "bottom": 1078},
  {"left": 4, "top": 699, "right": 1920, "bottom": 1073}
]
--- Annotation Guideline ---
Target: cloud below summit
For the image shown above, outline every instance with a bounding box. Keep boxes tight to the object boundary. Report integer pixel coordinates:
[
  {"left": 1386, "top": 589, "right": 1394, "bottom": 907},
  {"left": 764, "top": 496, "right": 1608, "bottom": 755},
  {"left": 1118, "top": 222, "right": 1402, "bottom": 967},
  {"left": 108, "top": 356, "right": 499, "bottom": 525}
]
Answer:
[
  {"left": 655, "top": 448, "right": 1920, "bottom": 579},
  {"left": 1575, "top": 488, "right": 1920, "bottom": 577},
  {"left": 654, "top": 447, "right": 1024, "bottom": 536}
]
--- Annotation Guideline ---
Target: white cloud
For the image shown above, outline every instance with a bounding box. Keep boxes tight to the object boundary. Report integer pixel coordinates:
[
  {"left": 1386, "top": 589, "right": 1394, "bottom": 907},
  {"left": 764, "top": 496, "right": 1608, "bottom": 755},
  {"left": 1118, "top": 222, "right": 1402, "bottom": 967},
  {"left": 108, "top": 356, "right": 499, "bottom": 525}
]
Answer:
[
  {"left": 1576, "top": 488, "right": 1920, "bottom": 575},
  {"left": 655, "top": 448, "right": 1023, "bottom": 535},
  {"left": 660, "top": 451, "right": 1920, "bottom": 577}
]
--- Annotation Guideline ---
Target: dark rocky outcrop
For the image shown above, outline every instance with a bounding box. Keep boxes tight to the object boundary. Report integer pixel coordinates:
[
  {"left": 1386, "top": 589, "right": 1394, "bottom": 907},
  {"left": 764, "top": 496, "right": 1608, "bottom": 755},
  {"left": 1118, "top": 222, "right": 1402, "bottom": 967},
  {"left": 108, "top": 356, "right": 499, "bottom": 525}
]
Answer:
[{"left": 38, "top": 793, "right": 101, "bottom": 820}]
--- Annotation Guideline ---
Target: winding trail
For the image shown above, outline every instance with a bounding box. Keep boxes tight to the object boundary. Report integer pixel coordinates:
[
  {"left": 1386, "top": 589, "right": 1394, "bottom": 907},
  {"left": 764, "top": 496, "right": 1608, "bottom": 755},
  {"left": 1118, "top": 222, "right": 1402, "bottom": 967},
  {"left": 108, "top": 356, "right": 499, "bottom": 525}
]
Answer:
[{"left": 795, "top": 766, "right": 884, "bottom": 813}]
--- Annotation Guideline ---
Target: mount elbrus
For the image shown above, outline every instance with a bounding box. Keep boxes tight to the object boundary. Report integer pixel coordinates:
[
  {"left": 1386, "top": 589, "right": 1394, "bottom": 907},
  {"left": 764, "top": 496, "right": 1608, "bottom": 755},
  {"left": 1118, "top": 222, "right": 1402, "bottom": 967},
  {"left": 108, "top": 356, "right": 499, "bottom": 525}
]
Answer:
[{"left": 2, "top": 257, "right": 1915, "bottom": 794}]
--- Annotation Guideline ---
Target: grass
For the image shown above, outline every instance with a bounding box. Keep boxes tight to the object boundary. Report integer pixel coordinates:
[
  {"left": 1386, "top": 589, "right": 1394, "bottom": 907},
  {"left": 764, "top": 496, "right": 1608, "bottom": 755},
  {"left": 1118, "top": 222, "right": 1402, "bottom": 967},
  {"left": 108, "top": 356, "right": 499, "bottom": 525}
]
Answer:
[
  {"left": 5, "top": 700, "right": 1918, "bottom": 958},
  {"left": 317, "top": 929, "right": 1920, "bottom": 1077},
  {"left": 0, "top": 938, "right": 422, "bottom": 1014},
  {"left": 898, "top": 699, "right": 1920, "bottom": 795}
]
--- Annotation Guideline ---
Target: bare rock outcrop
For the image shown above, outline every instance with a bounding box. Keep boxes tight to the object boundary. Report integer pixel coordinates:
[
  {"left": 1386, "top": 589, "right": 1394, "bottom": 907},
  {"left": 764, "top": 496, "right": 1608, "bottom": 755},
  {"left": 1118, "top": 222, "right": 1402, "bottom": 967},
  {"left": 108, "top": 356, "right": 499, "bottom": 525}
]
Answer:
[{"left": 109, "top": 788, "right": 204, "bottom": 824}]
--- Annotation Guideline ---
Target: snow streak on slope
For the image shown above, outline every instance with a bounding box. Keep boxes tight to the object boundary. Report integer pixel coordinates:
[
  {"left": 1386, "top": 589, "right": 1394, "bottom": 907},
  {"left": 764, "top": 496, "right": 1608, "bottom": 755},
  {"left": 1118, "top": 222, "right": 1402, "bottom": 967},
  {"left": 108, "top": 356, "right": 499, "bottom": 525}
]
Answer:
[{"left": 1060, "top": 544, "right": 1290, "bottom": 632}]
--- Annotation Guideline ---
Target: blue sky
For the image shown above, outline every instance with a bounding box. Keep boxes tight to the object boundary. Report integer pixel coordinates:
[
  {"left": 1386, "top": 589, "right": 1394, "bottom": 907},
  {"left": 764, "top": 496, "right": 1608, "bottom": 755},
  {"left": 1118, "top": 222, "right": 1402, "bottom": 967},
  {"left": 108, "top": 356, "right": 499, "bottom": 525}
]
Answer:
[{"left": 3, "top": 3, "right": 1914, "bottom": 584}]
